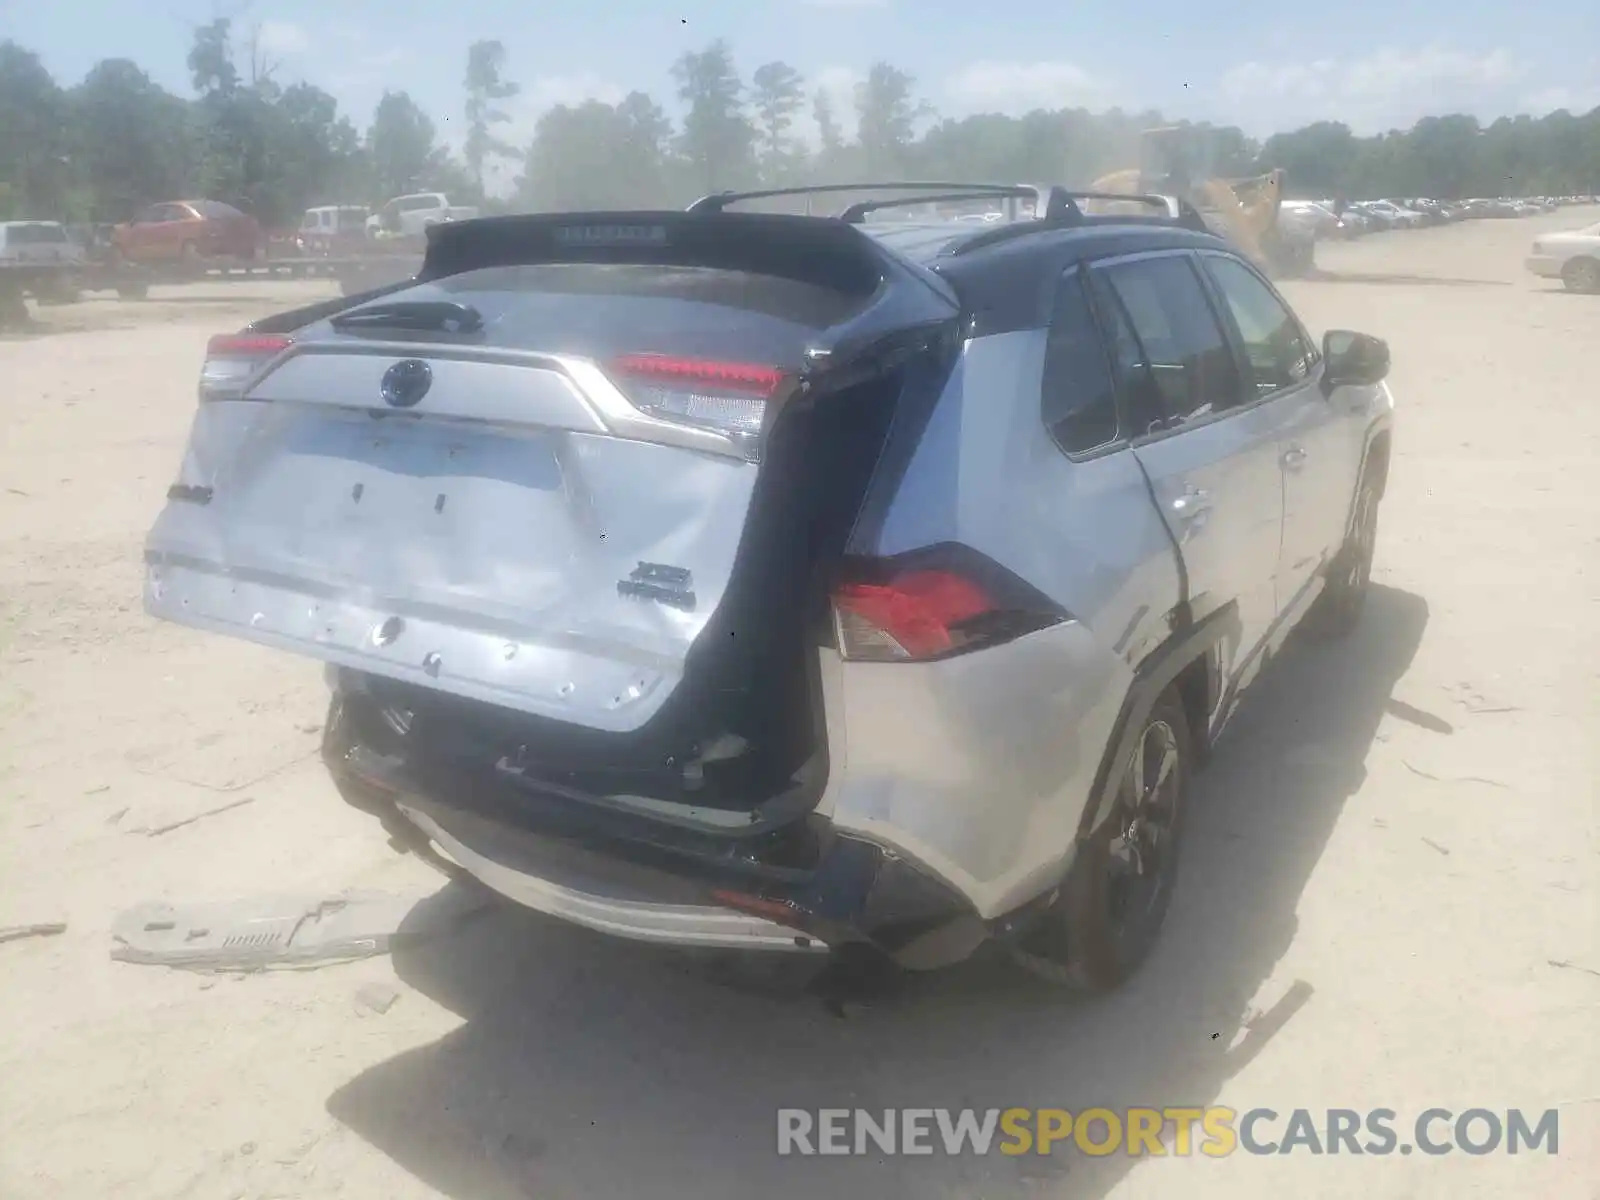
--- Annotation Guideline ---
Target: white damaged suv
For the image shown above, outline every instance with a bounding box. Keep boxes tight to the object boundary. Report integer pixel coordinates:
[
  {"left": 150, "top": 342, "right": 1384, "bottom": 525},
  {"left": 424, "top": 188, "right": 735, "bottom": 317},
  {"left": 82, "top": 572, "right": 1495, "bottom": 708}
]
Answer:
[{"left": 143, "top": 185, "right": 1395, "bottom": 990}]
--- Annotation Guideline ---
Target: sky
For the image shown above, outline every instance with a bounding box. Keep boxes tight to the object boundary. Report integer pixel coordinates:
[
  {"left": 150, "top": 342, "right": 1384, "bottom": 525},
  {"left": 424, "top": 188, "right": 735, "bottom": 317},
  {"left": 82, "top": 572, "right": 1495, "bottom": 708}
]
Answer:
[{"left": 5, "top": 0, "right": 1598, "bottom": 186}]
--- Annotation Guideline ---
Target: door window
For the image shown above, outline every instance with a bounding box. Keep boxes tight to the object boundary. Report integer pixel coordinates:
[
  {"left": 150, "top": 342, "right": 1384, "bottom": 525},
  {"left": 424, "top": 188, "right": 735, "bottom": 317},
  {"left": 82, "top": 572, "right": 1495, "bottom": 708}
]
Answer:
[
  {"left": 1040, "top": 268, "right": 1120, "bottom": 455},
  {"left": 1203, "top": 255, "right": 1315, "bottom": 396},
  {"left": 1097, "top": 254, "right": 1242, "bottom": 428}
]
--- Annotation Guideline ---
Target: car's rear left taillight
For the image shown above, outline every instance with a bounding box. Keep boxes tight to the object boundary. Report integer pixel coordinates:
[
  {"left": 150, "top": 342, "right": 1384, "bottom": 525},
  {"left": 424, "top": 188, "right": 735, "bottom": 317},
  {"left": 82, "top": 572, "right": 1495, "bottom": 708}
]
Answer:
[
  {"left": 198, "top": 333, "right": 292, "bottom": 402},
  {"left": 610, "top": 353, "right": 787, "bottom": 438},
  {"left": 830, "top": 552, "right": 1069, "bottom": 662}
]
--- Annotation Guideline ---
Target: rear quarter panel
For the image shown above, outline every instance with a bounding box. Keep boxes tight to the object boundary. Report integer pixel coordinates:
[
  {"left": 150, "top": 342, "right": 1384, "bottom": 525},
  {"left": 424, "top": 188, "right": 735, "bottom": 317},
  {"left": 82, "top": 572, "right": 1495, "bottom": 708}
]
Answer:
[{"left": 821, "top": 331, "right": 1183, "bottom": 917}]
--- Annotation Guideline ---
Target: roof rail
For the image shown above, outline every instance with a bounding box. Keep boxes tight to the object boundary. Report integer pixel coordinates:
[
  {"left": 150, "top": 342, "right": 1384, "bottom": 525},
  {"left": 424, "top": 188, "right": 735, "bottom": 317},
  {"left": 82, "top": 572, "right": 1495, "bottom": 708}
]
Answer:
[
  {"left": 683, "top": 182, "right": 1213, "bottom": 249},
  {"left": 686, "top": 182, "right": 1080, "bottom": 219}
]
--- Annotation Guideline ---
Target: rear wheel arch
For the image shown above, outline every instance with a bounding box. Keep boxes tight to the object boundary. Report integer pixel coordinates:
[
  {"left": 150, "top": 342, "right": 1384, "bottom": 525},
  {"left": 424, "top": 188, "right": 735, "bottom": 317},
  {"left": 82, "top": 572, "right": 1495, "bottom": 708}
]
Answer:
[
  {"left": 1361, "top": 429, "right": 1392, "bottom": 501},
  {"left": 1074, "top": 601, "right": 1238, "bottom": 842},
  {"left": 1173, "top": 650, "right": 1217, "bottom": 768}
]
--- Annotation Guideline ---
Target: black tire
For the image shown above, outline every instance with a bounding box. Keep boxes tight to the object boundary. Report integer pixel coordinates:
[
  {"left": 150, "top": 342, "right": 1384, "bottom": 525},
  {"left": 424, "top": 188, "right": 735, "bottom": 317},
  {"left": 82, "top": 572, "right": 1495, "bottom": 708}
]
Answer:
[
  {"left": 1312, "top": 479, "right": 1380, "bottom": 638},
  {"left": 116, "top": 281, "right": 149, "bottom": 300},
  {"left": 1010, "top": 688, "right": 1192, "bottom": 991},
  {"left": 0, "top": 287, "right": 29, "bottom": 328},
  {"left": 1561, "top": 257, "right": 1600, "bottom": 294}
]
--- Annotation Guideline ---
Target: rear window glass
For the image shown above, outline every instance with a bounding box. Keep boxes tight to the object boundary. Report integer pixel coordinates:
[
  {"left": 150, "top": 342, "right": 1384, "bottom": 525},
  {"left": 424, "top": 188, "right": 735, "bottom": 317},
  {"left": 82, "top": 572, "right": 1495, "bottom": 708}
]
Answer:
[
  {"left": 3, "top": 223, "right": 68, "bottom": 244},
  {"left": 196, "top": 201, "right": 244, "bottom": 219},
  {"left": 363, "top": 264, "right": 872, "bottom": 365}
]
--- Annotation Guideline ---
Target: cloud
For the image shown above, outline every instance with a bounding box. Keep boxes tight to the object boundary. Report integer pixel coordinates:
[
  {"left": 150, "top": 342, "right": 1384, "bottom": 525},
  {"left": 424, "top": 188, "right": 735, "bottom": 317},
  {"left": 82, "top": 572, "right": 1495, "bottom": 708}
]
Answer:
[
  {"left": 254, "top": 21, "right": 309, "bottom": 56},
  {"left": 943, "top": 60, "right": 1111, "bottom": 116},
  {"left": 1521, "top": 83, "right": 1600, "bottom": 117},
  {"left": 1216, "top": 46, "right": 1523, "bottom": 134},
  {"left": 321, "top": 46, "right": 418, "bottom": 108}
]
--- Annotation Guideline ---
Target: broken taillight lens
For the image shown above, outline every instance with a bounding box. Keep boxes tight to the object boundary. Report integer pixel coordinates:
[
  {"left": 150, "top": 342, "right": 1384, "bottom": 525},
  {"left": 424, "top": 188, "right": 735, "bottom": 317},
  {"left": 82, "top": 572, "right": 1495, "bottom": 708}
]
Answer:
[
  {"left": 198, "top": 333, "right": 292, "bottom": 402},
  {"left": 610, "top": 353, "right": 786, "bottom": 437},
  {"left": 831, "top": 556, "right": 1069, "bottom": 663}
]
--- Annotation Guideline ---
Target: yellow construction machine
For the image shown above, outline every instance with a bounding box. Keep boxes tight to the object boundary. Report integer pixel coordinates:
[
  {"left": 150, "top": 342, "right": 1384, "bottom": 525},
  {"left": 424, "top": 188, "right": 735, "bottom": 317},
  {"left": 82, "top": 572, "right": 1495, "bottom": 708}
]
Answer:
[{"left": 1086, "top": 125, "right": 1315, "bottom": 278}]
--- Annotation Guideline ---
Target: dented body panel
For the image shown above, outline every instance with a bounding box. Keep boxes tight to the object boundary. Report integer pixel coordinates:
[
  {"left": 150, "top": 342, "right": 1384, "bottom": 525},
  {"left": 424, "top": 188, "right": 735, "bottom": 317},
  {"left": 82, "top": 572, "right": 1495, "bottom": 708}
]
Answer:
[
  {"left": 143, "top": 206, "right": 1389, "bottom": 971},
  {"left": 145, "top": 354, "right": 760, "bottom": 731}
]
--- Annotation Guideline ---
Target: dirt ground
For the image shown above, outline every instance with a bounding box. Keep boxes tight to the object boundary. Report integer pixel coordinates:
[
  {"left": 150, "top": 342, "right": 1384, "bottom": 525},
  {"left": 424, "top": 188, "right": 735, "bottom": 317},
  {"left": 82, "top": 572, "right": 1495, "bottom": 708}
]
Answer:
[{"left": 1, "top": 212, "right": 1596, "bottom": 1200}]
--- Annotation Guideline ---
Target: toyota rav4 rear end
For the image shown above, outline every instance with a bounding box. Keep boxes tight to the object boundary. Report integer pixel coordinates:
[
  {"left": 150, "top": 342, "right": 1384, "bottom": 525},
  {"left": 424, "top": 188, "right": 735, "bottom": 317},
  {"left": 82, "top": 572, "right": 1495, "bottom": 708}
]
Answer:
[{"left": 142, "top": 209, "right": 1109, "bottom": 970}]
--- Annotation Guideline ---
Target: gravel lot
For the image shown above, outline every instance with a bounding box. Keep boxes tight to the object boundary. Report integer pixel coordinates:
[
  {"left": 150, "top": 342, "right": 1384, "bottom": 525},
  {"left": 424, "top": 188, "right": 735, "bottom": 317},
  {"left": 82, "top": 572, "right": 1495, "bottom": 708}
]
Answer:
[{"left": 2, "top": 211, "right": 1596, "bottom": 1200}]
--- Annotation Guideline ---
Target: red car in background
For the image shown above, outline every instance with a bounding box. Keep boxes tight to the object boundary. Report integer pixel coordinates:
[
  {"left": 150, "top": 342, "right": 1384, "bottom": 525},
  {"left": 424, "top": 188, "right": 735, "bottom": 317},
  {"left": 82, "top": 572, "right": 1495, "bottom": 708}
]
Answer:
[{"left": 111, "top": 200, "right": 263, "bottom": 266}]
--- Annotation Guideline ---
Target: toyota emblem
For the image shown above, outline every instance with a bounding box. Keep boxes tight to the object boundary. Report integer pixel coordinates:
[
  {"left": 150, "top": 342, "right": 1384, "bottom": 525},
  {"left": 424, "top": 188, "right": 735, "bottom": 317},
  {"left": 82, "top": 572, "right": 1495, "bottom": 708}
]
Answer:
[{"left": 380, "top": 359, "right": 432, "bottom": 408}]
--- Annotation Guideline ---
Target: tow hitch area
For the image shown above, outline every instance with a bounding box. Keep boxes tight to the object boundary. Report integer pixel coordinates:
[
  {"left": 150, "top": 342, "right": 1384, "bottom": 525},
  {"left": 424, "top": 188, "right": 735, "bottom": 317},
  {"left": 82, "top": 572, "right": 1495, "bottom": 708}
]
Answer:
[{"left": 322, "top": 684, "right": 989, "bottom": 972}]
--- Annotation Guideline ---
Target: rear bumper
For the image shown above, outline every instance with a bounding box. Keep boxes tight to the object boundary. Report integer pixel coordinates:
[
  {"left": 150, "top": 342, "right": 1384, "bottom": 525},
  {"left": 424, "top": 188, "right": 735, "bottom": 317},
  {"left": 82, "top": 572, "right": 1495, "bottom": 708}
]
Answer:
[
  {"left": 325, "top": 695, "right": 991, "bottom": 968},
  {"left": 399, "top": 803, "right": 822, "bottom": 952}
]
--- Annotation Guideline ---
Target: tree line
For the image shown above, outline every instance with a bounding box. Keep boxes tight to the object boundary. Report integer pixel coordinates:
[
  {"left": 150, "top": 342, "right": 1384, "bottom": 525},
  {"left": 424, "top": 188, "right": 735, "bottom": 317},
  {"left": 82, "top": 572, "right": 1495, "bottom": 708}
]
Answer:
[{"left": 2, "top": 25, "right": 1596, "bottom": 229}]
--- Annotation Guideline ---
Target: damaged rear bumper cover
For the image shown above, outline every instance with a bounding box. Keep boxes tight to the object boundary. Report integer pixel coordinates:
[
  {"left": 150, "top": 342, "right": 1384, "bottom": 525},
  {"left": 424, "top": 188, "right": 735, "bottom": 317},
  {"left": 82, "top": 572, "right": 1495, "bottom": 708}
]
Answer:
[{"left": 323, "top": 698, "right": 990, "bottom": 970}]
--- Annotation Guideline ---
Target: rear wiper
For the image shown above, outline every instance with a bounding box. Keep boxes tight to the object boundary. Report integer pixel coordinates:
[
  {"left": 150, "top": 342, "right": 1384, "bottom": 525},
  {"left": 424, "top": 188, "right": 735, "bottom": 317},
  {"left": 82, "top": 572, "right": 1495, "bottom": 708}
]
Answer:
[{"left": 330, "top": 300, "right": 484, "bottom": 335}]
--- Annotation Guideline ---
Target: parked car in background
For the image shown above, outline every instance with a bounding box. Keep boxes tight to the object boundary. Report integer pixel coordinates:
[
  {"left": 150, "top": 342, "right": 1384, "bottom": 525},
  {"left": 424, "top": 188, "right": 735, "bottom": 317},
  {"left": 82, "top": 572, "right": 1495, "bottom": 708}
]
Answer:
[
  {"left": 1364, "top": 200, "right": 1425, "bottom": 229},
  {"left": 1350, "top": 200, "right": 1401, "bottom": 228},
  {"left": 1526, "top": 221, "right": 1600, "bottom": 292},
  {"left": 1330, "top": 206, "right": 1372, "bottom": 237},
  {"left": 296, "top": 205, "right": 371, "bottom": 257},
  {"left": 1280, "top": 199, "right": 1342, "bottom": 239},
  {"left": 0, "top": 220, "right": 84, "bottom": 270},
  {"left": 1402, "top": 199, "right": 1450, "bottom": 225},
  {"left": 366, "top": 193, "right": 480, "bottom": 238},
  {"left": 0, "top": 219, "right": 84, "bottom": 302},
  {"left": 111, "top": 200, "right": 263, "bottom": 266}
]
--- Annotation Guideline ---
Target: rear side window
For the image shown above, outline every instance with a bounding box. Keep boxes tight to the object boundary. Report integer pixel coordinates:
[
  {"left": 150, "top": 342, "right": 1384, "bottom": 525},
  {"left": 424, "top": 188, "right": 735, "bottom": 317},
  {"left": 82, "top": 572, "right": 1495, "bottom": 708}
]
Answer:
[
  {"left": 1096, "top": 255, "right": 1241, "bottom": 427},
  {"left": 1203, "top": 255, "right": 1314, "bottom": 395},
  {"left": 196, "top": 201, "right": 244, "bottom": 219},
  {"left": 1040, "top": 269, "right": 1120, "bottom": 454}
]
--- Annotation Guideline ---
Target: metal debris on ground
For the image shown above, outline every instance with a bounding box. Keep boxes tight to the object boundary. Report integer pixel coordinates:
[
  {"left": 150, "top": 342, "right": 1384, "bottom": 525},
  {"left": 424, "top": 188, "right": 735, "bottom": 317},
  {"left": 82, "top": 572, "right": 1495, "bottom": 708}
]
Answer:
[
  {"left": 110, "top": 885, "right": 492, "bottom": 972},
  {"left": 0, "top": 922, "right": 68, "bottom": 944},
  {"left": 354, "top": 981, "right": 400, "bottom": 1014},
  {"left": 135, "top": 795, "right": 257, "bottom": 836}
]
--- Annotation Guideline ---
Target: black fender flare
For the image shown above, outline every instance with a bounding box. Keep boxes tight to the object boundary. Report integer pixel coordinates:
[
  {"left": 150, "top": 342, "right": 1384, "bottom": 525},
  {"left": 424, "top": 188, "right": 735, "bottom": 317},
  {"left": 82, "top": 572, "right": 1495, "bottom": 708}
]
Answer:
[
  {"left": 1338, "top": 419, "right": 1393, "bottom": 547},
  {"left": 1074, "top": 600, "right": 1241, "bottom": 840}
]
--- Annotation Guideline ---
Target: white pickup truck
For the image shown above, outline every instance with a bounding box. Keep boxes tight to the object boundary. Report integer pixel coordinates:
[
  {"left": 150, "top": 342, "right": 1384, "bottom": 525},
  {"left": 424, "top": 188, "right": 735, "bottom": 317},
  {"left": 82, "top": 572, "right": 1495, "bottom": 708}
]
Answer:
[{"left": 366, "top": 193, "right": 480, "bottom": 238}]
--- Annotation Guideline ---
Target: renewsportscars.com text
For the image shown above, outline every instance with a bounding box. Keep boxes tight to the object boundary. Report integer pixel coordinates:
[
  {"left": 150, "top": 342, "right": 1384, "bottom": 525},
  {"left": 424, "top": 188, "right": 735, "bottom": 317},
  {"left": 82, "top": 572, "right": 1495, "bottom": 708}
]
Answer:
[{"left": 776, "top": 1107, "right": 1560, "bottom": 1158}]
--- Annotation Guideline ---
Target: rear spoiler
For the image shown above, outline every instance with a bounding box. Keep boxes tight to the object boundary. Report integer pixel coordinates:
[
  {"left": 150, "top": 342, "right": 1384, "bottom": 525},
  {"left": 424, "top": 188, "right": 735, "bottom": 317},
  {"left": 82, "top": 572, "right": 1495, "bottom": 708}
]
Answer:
[
  {"left": 418, "top": 210, "right": 887, "bottom": 295},
  {"left": 242, "top": 211, "right": 896, "bottom": 337}
]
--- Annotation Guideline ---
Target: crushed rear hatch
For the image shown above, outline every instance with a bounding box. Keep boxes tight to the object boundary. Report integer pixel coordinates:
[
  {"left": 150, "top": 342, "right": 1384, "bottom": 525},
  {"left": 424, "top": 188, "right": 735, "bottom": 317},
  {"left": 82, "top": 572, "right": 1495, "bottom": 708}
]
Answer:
[{"left": 144, "top": 211, "right": 961, "bottom": 812}]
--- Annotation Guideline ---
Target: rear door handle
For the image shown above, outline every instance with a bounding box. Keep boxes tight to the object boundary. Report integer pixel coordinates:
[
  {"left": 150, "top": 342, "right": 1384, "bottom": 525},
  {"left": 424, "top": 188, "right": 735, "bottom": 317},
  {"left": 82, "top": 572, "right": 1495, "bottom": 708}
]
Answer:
[{"left": 1283, "top": 446, "right": 1308, "bottom": 469}]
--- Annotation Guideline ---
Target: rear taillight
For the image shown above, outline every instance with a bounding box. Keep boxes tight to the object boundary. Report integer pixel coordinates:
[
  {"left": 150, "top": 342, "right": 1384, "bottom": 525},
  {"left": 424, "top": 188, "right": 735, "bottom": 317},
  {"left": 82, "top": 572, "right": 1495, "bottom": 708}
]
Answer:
[
  {"left": 610, "top": 353, "right": 786, "bottom": 437},
  {"left": 830, "top": 555, "right": 1068, "bottom": 662},
  {"left": 198, "top": 333, "right": 292, "bottom": 402}
]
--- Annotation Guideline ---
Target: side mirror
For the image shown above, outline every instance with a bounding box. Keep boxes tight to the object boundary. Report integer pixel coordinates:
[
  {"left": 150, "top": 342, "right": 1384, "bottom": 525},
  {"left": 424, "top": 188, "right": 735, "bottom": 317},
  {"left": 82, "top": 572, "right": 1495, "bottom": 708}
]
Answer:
[{"left": 1323, "top": 330, "right": 1390, "bottom": 387}]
